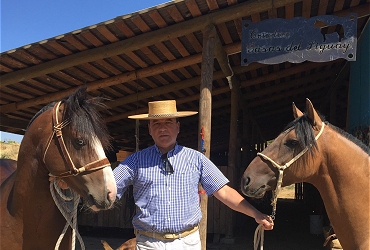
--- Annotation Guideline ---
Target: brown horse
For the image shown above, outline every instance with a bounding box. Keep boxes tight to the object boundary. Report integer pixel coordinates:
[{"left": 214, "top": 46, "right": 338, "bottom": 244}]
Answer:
[
  {"left": 241, "top": 99, "right": 370, "bottom": 250},
  {"left": 0, "top": 158, "right": 17, "bottom": 183},
  {"left": 0, "top": 88, "right": 117, "bottom": 250}
]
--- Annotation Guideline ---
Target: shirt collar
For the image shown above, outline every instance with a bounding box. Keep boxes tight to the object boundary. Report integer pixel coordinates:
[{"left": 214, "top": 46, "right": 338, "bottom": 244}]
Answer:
[{"left": 153, "top": 143, "right": 180, "bottom": 157}]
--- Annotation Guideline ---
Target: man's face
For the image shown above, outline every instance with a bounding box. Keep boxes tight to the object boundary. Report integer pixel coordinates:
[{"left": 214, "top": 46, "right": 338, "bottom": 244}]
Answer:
[{"left": 148, "top": 118, "right": 180, "bottom": 152}]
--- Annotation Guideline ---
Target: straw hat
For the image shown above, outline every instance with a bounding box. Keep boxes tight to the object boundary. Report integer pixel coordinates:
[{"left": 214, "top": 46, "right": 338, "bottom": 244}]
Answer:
[{"left": 128, "top": 100, "right": 198, "bottom": 120}]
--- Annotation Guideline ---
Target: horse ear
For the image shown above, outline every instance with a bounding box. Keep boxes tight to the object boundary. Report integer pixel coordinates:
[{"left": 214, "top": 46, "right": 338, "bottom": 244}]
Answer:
[
  {"left": 292, "top": 102, "right": 303, "bottom": 118},
  {"left": 305, "top": 98, "right": 322, "bottom": 128}
]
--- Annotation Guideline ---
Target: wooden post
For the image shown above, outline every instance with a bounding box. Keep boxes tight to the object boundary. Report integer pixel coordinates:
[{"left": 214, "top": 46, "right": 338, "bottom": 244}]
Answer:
[
  {"left": 198, "top": 24, "right": 215, "bottom": 250},
  {"left": 226, "top": 76, "right": 240, "bottom": 238},
  {"left": 242, "top": 108, "right": 251, "bottom": 166},
  {"left": 213, "top": 23, "right": 241, "bottom": 236}
]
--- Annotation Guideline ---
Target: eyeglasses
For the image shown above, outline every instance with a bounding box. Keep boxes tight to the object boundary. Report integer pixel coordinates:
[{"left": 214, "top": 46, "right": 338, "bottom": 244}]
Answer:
[{"left": 161, "top": 153, "right": 174, "bottom": 175}]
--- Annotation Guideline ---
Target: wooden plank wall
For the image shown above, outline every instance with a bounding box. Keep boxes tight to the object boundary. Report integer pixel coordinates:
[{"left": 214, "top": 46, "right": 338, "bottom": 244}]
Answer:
[{"left": 207, "top": 165, "right": 237, "bottom": 235}]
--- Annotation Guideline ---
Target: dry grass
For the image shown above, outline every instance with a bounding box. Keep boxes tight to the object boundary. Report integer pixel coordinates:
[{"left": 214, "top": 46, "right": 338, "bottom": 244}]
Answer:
[
  {"left": 278, "top": 184, "right": 295, "bottom": 199},
  {"left": 0, "top": 141, "right": 20, "bottom": 160}
]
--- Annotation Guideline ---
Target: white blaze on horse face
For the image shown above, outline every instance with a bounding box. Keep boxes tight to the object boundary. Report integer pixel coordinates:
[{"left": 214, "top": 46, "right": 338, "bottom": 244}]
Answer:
[
  {"left": 91, "top": 136, "right": 117, "bottom": 206},
  {"left": 92, "top": 136, "right": 107, "bottom": 160}
]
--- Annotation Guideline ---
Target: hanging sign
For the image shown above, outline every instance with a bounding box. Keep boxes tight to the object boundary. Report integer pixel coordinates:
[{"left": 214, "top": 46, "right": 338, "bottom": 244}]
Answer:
[{"left": 241, "top": 14, "right": 357, "bottom": 66}]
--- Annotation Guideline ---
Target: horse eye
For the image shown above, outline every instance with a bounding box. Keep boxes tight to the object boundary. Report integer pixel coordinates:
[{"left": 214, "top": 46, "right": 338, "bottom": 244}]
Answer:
[
  {"left": 285, "top": 139, "right": 299, "bottom": 148},
  {"left": 75, "top": 138, "right": 85, "bottom": 146}
]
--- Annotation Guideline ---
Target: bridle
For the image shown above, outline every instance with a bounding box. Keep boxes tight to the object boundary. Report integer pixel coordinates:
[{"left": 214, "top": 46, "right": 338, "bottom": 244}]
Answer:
[
  {"left": 257, "top": 122, "right": 325, "bottom": 218},
  {"left": 253, "top": 122, "right": 325, "bottom": 250},
  {"left": 41, "top": 100, "right": 111, "bottom": 250},
  {"left": 43, "top": 101, "right": 110, "bottom": 178}
]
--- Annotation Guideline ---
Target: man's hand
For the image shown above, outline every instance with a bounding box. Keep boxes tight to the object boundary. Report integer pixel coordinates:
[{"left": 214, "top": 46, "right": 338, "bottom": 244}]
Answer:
[{"left": 255, "top": 214, "right": 274, "bottom": 230}]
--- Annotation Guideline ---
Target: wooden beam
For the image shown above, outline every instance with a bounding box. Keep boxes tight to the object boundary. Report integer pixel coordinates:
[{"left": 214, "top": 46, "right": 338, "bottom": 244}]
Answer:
[
  {"left": 211, "top": 24, "right": 234, "bottom": 88},
  {"left": 1, "top": 2, "right": 367, "bottom": 89},
  {"left": 0, "top": 115, "right": 28, "bottom": 130},
  {"left": 120, "top": 88, "right": 335, "bottom": 151},
  {"left": 0, "top": 42, "right": 242, "bottom": 113},
  {"left": 0, "top": 0, "right": 308, "bottom": 88},
  {"left": 246, "top": 81, "right": 333, "bottom": 108},
  {"left": 104, "top": 61, "right": 336, "bottom": 123},
  {"left": 0, "top": 57, "right": 340, "bottom": 115},
  {"left": 2, "top": 4, "right": 368, "bottom": 113},
  {"left": 109, "top": 76, "right": 335, "bottom": 146}
]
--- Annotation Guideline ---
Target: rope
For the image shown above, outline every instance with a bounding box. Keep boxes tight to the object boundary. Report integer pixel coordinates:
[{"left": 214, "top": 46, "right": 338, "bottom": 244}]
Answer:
[
  {"left": 254, "top": 224, "right": 264, "bottom": 250},
  {"left": 49, "top": 179, "right": 85, "bottom": 250}
]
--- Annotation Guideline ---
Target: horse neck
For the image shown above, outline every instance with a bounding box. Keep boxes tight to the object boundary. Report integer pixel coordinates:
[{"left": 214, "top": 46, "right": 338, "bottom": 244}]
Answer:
[
  {"left": 12, "top": 112, "right": 53, "bottom": 201},
  {"left": 10, "top": 147, "right": 49, "bottom": 213},
  {"left": 14, "top": 147, "right": 72, "bottom": 249},
  {"left": 310, "top": 127, "right": 369, "bottom": 249}
]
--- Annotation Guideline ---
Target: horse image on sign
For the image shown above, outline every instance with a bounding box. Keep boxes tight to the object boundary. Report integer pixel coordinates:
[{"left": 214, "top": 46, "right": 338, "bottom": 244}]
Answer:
[
  {"left": 0, "top": 87, "right": 117, "bottom": 250},
  {"left": 241, "top": 14, "right": 357, "bottom": 65},
  {"left": 240, "top": 99, "right": 370, "bottom": 250}
]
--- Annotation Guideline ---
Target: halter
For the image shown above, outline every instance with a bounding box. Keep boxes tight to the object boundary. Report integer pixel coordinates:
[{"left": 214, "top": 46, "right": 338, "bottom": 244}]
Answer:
[
  {"left": 253, "top": 122, "right": 325, "bottom": 250},
  {"left": 43, "top": 101, "right": 110, "bottom": 178},
  {"left": 257, "top": 122, "right": 325, "bottom": 216}
]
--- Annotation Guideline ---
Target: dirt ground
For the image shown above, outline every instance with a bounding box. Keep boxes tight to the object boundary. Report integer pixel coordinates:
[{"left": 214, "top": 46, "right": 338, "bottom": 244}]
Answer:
[{"left": 77, "top": 186, "right": 327, "bottom": 250}]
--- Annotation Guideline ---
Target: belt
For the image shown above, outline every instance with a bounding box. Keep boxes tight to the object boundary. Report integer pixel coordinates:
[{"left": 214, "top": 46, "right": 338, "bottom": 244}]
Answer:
[{"left": 135, "top": 226, "right": 198, "bottom": 241}]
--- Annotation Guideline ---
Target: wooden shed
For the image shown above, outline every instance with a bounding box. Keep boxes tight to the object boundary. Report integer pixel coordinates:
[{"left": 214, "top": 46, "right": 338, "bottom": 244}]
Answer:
[{"left": 1, "top": 0, "right": 369, "bottom": 238}]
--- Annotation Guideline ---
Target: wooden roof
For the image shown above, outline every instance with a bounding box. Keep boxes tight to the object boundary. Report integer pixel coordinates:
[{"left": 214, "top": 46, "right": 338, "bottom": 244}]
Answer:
[{"left": 1, "top": 0, "right": 369, "bottom": 153}]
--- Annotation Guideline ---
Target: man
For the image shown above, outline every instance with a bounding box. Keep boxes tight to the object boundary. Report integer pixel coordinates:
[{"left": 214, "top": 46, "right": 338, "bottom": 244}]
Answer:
[{"left": 113, "top": 100, "right": 274, "bottom": 250}]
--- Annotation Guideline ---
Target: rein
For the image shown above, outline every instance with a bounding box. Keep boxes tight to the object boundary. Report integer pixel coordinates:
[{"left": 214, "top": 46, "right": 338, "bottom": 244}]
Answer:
[
  {"left": 253, "top": 122, "right": 325, "bottom": 250},
  {"left": 43, "top": 101, "right": 110, "bottom": 178}
]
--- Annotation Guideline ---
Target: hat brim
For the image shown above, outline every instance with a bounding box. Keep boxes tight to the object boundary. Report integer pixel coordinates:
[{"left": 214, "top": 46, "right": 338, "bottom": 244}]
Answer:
[{"left": 128, "top": 111, "right": 198, "bottom": 120}]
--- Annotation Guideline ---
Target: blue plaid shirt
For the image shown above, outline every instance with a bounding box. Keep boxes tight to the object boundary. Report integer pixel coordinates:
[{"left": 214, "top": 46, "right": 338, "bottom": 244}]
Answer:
[{"left": 113, "top": 143, "right": 229, "bottom": 233}]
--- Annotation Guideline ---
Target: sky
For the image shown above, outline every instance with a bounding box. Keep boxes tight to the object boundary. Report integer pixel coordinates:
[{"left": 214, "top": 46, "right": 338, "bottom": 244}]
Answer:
[{"left": 0, "top": 0, "right": 167, "bottom": 143}]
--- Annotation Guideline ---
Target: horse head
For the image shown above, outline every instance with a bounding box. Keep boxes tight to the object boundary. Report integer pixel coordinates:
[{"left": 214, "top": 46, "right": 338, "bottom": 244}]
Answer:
[
  {"left": 241, "top": 98, "right": 324, "bottom": 198},
  {"left": 22, "top": 87, "right": 117, "bottom": 211}
]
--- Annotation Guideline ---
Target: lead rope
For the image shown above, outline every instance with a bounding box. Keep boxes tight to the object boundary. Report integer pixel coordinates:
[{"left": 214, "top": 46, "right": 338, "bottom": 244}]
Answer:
[
  {"left": 49, "top": 179, "right": 85, "bottom": 250},
  {"left": 253, "top": 123, "right": 325, "bottom": 250},
  {"left": 253, "top": 171, "right": 281, "bottom": 250}
]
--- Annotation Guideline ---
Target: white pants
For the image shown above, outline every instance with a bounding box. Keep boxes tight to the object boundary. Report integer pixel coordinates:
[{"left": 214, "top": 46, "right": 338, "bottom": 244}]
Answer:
[{"left": 136, "top": 230, "right": 201, "bottom": 250}]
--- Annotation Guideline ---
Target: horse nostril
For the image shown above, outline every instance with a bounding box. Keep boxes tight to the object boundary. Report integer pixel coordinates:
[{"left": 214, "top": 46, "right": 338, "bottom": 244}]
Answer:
[
  {"left": 107, "top": 192, "right": 111, "bottom": 202},
  {"left": 246, "top": 176, "right": 251, "bottom": 186},
  {"left": 242, "top": 176, "right": 251, "bottom": 189},
  {"left": 106, "top": 190, "right": 116, "bottom": 208}
]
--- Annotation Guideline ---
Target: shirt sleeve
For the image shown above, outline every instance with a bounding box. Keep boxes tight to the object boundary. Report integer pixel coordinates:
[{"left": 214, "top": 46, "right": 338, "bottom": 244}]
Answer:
[
  {"left": 113, "top": 153, "right": 137, "bottom": 199},
  {"left": 198, "top": 154, "right": 229, "bottom": 196}
]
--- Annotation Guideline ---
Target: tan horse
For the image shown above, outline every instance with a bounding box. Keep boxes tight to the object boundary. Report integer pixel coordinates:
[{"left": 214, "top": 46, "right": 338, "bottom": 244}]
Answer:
[
  {"left": 0, "top": 88, "right": 117, "bottom": 250},
  {"left": 241, "top": 99, "right": 370, "bottom": 250}
]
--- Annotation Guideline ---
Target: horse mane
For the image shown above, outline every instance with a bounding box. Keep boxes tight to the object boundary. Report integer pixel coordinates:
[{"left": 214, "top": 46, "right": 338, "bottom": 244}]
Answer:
[
  {"left": 63, "top": 87, "right": 112, "bottom": 151},
  {"left": 284, "top": 113, "right": 370, "bottom": 157},
  {"left": 328, "top": 123, "right": 370, "bottom": 155},
  {"left": 27, "top": 87, "right": 112, "bottom": 151},
  {"left": 27, "top": 102, "right": 56, "bottom": 128}
]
